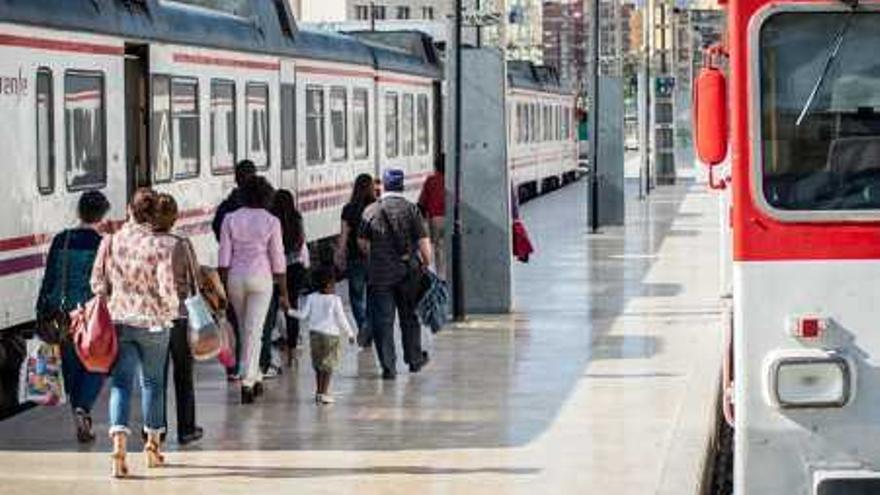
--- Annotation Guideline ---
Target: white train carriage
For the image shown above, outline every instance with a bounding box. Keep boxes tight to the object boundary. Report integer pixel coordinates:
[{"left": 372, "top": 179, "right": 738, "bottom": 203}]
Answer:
[
  {"left": 506, "top": 61, "right": 578, "bottom": 201},
  {"left": 0, "top": 0, "right": 443, "bottom": 334}
]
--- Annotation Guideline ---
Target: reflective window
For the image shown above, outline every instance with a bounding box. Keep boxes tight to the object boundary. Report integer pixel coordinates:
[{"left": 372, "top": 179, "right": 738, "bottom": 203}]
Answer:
[
  {"left": 247, "top": 83, "right": 269, "bottom": 169},
  {"left": 281, "top": 84, "right": 296, "bottom": 170},
  {"left": 330, "top": 87, "right": 348, "bottom": 162},
  {"left": 36, "top": 69, "right": 54, "bottom": 194},
  {"left": 211, "top": 80, "right": 237, "bottom": 174},
  {"left": 172, "top": 79, "right": 200, "bottom": 178},
  {"left": 417, "top": 94, "right": 429, "bottom": 155},
  {"left": 306, "top": 86, "right": 325, "bottom": 164},
  {"left": 385, "top": 92, "right": 399, "bottom": 158},
  {"left": 65, "top": 72, "right": 106, "bottom": 190},
  {"left": 760, "top": 12, "right": 880, "bottom": 211},
  {"left": 353, "top": 89, "right": 369, "bottom": 159},
  {"left": 402, "top": 93, "right": 414, "bottom": 156},
  {"left": 152, "top": 76, "right": 172, "bottom": 182}
]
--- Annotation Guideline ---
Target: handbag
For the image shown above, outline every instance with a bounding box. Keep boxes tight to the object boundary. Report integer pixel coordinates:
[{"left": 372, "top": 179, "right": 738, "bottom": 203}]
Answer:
[
  {"left": 69, "top": 235, "right": 118, "bottom": 373},
  {"left": 217, "top": 316, "right": 237, "bottom": 369},
  {"left": 178, "top": 239, "right": 221, "bottom": 361},
  {"left": 35, "top": 232, "right": 72, "bottom": 345},
  {"left": 18, "top": 336, "right": 66, "bottom": 406}
]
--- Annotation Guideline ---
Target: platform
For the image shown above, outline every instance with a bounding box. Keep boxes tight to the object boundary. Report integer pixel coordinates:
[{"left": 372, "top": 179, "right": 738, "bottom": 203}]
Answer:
[{"left": 0, "top": 180, "right": 724, "bottom": 494}]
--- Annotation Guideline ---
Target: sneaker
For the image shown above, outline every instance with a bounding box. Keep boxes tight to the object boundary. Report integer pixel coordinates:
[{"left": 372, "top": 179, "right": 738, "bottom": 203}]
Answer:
[
  {"left": 73, "top": 408, "right": 95, "bottom": 444},
  {"left": 178, "top": 426, "right": 204, "bottom": 446},
  {"left": 227, "top": 373, "right": 241, "bottom": 383},
  {"left": 409, "top": 352, "right": 430, "bottom": 373},
  {"left": 381, "top": 368, "right": 396, "bottom": 380},
  {"left": 241, "top": 386, "right": 255, "bottom": 404},
  {"left": 319, "top": 394, "right": 335, "bottom": 404},
  {"left": 263, "top": 366, "right": 282, "bottom": 379}
]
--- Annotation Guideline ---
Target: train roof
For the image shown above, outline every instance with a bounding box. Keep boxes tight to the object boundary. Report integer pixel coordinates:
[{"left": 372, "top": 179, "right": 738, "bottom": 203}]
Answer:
[
  {"left": 345, "top": 30, "right": 443, "bottom": 79},
  {"left": 0, "top": 0, "right": 440, "bottom": 79},
  {"left": 507, "top": 60, "right": 572, "bottom": 96}
]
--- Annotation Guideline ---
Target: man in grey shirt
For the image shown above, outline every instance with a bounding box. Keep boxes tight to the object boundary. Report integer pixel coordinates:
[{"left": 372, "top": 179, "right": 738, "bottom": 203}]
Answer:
[{"left": 359, "top": 169, "right": 434, "bottom": 379}]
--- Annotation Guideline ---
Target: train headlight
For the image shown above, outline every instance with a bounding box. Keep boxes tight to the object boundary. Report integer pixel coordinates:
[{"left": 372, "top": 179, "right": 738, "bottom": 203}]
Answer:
[{"left": 764, "top": 350, "right": 853, "bottom": 409}]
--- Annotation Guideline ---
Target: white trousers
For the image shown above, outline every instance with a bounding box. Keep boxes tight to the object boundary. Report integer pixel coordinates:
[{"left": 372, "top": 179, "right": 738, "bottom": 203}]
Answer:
[{"left": 227, "top": 275, "right": 274, "bottom": 388}]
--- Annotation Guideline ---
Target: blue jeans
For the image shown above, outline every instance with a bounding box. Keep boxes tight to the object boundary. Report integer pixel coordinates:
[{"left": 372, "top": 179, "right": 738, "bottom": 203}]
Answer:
[
  {"left": 60, "top": 340, "right": 104, "bottom": 413},
  {"left": 109, "top": 325, "right": 170, "bottom": 436},
  {"left": 348, "top": 260, "right": 369, "bottom": 341}
]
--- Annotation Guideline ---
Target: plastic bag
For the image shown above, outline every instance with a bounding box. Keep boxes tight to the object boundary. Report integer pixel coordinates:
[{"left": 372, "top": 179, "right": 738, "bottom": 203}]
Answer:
[
  {"left": 185, "top": 294, "right": 221, "bottom": 361},
  {"left": 217, "top": 316, "right": 237, "bottom": 369},
  {"left": 18, "top": 337, "right": 66, "bottom": 406}
]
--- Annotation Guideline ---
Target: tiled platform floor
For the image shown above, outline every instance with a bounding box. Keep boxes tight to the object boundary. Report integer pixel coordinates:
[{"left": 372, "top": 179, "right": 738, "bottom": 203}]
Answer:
[{"left": 0, "top": 180, "right": 723, "bottom": 494}]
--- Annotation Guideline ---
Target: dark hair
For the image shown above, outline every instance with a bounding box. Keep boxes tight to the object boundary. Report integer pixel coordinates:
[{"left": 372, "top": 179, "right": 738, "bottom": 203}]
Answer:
[
  {"left": 350, "top": 173, "right": 376, "bottom": 207},
  {"left": 234, "top": 160, "right": 257, "bottom": 187},
  {"left": 312, "top": 266, "right": 336, "bottom": 293},
  {"left": 130, "top": 188, "right": 157, "bottom": 224},
  {"left": 270, "top": 189, "right": 305, "bottom": 253},
  {"left": 240, "top": 176, "right": 274, "bottom": 209},
  {"left": 152, "top": 193, "right": 179, "bottom": 233},
  {"left": 78, "top": 190, "right": 110, "bottom": 224}
]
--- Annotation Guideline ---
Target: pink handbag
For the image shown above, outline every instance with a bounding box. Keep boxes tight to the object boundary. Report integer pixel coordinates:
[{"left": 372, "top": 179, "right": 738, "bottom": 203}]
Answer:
[
  {"left": 69, "top": 234, "right": 118, "bottom": 373},
  {"left": 69, "top": 296, "right": 117, "bottom": 373}
]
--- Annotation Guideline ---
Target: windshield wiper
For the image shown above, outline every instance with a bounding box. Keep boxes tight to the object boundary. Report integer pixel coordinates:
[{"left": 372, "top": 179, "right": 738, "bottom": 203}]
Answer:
[{"left": 795, "top": 11, "right": 856, "bottom": 127}]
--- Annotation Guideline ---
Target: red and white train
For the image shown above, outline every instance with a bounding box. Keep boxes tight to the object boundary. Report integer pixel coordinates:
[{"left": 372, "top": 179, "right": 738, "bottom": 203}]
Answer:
[
  {"left": 695, "top": 0, "right": 880, "bottom": 493},
  {"left": 0, "top": 0, "right": 578, "bottom": 339}
]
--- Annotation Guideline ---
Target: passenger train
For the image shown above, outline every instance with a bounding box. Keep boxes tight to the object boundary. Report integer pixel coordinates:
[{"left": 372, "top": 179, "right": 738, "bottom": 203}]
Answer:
[
  {"left": 0, "top": 0, "right": 578, "bottom": 338},
  {"left": 694, "top": 0, "right": 880, "bottom": 493}
]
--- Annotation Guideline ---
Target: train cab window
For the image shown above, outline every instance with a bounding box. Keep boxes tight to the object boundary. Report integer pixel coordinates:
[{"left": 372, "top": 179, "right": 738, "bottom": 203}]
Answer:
[
  {"left": 760, "top": 13, "right": 880, "bottom": 212},
  {"left": 401, "top": 93, "right": 414, "bottom": 156},
  {"left": 306, "top": 86, "right": 326, "bottom": 165},
  {"left": 353, "top": 88, "right": 369, "bottom": 159},
  {"left": 330, "top": 87, "right": 348, "bottom": 162},
  {"left": 36, "top": 69, "right": 55, "bottom": 194},
  {"left": 211, "top": 80, "right": 237, "bottom": 174},
  {"left": 64, "top": 72, "right": 106, "bottom": 190},
  {"left": 417, "top": 94, "right": 429, "bottom": 155},
  {"left": 281, "top": 84, "right": 296, "bottom": 170},
  {"left": 246, "top": 83, "right": 270, "bottom": 169},
  {"left": 385, "top": 92, "right": 399, "bottom": 158},
  {"left": 152, "top": 76, "right": 173, "bottom": 183},
  {"left": 172, "top": 79, "right": 200, "bottom": 178}
]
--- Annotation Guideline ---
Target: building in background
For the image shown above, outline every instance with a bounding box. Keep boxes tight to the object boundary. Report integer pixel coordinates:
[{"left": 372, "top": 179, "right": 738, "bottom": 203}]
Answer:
[{"left": 542, "top": 0, "right": 585, "bottom": 85}]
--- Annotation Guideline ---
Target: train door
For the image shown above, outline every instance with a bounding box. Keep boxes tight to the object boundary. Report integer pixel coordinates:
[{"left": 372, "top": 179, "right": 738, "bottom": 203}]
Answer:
[{"left": 124, "top": 44, "right": 150, "bottom": 199}]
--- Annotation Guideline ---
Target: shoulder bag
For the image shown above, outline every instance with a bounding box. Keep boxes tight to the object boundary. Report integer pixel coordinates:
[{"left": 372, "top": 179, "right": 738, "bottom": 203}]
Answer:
[
  {"left": 177, "top": 238, "right": 221, "bottom": 361},
  {"left": 36, "top": 231, "right": 72, "bottom": 345},
  {"left": 69, "top": 234, "right": 117, "bottom": 374}
]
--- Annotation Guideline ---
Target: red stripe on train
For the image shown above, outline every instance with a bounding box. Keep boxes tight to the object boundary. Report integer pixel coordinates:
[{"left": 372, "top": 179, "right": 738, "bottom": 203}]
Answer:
[{"left": 0, "top": 34, "right": 123, "bottom": 55}]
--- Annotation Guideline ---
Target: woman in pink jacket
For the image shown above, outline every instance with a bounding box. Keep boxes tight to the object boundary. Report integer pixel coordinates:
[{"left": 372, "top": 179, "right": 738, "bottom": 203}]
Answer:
[{"left": 218, "top": 176, "right": 290, "bottom": 404}]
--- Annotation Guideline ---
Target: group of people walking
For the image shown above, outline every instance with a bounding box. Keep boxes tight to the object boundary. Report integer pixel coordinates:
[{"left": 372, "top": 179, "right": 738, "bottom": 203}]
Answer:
[{"left": 34, "top": 157, "right": 445, "bottom": 478}]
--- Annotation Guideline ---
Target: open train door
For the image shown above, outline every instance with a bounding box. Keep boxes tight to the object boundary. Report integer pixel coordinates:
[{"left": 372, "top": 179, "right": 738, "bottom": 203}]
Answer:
[{"left": 124, "top": 43, "right": 151, "bottom": 200}]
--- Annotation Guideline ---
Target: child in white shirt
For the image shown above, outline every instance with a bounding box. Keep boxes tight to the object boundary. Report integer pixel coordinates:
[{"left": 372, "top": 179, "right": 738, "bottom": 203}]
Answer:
[{"left": 288, "top": 268, "right": 355, "bottom": 404}]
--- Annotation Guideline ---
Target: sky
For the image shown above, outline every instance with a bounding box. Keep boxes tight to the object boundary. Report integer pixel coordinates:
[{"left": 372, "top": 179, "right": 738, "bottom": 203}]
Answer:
[{"left": 299, "top": 0, "right": 346, "bottom": 22}]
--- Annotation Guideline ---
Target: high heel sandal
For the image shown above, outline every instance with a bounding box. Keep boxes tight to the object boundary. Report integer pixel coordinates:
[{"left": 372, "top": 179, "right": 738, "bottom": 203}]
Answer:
[
  {"left": 110, "top": 433, "right": 129, "bottom": 479},
  {"left": 144, "top": 432, "right": 165, "bottom": 469}
]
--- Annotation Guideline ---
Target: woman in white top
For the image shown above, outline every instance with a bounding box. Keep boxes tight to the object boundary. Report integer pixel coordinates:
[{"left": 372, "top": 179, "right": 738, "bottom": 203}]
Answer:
[{"left": 288, "top": 267, "right": 354, "bottom": 404}]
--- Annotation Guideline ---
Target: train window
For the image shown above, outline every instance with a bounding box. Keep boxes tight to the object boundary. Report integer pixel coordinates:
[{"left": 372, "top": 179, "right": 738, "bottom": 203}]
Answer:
[
  {"left": 152, "top": 76, "right": 173, "bottom": 183},
  {"left": 353, "top": 89, "right": 369, "bottom": 159},
  {"left": 281, "top": 84, "right": 296, "bottom": 170},
  {"left": 330, "top": 87, "right": 348, "bottom": 162},
  {"left": 385, "top": 92, "right": 399, "bottom": 158},
  {"left": 306, "top": 86, "right": 325, "bottom": 165},
  {"left": 760, "top": 13, "right": 880, "bottom": 212},
  {"left": 532, "top": 104, "right": 539, "bottom": 143},
  {"left": 401, "top": 94, "right": 414, "bottom": 156},
  {"left": 417, "top": 94, "right": 429, "bottom": 155},
  {"left": 36, "top": 69, "right": 55, "bottom": 194},
  {"left": 64, "top": 72, "right": 106, "bottom": 191},
  {"left": 172, "top": 79, "right": 200, "bottom": 179},
  {"left": 211, "top": 80, "right": 237, "bottom": 174},
  {"left": 246, "top": 83, "right": 270, "bottom": 170}
]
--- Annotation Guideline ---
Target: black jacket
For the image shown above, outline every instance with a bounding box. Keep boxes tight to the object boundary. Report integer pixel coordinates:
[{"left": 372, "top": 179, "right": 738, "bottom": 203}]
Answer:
[{"left": 212, "top": 188, "right": 243, "bottom": 241}]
